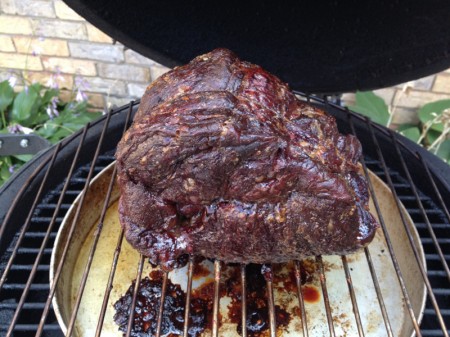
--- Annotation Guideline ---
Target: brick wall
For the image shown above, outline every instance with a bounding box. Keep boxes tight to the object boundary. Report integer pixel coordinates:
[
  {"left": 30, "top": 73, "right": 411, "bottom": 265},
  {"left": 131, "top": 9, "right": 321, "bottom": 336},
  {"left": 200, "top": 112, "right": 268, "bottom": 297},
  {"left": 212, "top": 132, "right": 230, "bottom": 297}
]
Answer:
[
  {"left": 0, "top": 0, "right": 170, "bottom": 111},
  {"left": 342, "top": 70, "right": 450, "bottom": 126}
]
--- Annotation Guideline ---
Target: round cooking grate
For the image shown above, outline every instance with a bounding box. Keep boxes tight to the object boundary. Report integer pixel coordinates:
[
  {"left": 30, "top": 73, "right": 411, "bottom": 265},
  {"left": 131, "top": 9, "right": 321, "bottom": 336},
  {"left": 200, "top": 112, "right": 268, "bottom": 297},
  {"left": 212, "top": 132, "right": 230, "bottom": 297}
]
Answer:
[{"left": 0, "top": 95, "right": 449, "bottom": 337}]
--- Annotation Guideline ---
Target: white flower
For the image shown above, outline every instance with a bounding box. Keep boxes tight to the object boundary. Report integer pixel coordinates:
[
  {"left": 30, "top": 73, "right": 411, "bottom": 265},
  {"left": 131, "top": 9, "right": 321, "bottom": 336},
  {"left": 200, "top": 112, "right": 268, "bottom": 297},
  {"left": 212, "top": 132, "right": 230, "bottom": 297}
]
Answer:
[{"left": 8, "top": 76, "right": 17, "bottom": 88}]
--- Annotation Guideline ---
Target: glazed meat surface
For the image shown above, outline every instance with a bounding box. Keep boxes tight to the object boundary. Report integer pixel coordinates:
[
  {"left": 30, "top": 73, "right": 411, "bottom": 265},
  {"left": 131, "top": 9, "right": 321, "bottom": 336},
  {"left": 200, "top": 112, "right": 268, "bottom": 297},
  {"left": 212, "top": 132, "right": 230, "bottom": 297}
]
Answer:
[{"left": 116, "top": 48, "right": 379, "bottom": 271}]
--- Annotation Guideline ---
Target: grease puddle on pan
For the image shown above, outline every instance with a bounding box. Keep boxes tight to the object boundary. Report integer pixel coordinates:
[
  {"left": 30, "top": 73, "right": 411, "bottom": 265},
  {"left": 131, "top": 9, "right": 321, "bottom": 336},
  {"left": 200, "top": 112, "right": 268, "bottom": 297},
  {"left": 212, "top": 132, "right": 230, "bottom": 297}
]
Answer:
[{"left": 51, "top": 162, "right": 426, "bottom": 337}]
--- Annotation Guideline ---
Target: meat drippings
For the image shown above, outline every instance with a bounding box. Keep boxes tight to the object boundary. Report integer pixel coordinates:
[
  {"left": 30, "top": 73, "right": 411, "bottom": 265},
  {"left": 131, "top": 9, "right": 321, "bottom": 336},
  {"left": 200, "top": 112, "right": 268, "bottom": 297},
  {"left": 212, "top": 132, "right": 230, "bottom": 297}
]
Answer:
[
  {"left": 226, "top": 264, "right": 291, "bottom": 337},
  {"left": 113, "top": 260, "right": 321, "bottom": 337},
  {"left": 113, "top": 277, "right": 210, "bottom": 337}
]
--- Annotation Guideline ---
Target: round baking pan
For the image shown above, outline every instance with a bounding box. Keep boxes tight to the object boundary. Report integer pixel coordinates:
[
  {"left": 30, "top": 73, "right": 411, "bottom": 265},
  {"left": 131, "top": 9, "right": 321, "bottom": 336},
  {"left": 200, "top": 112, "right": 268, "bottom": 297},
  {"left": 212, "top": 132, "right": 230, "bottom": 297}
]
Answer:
[{"left": 50, "top": 162, "right": 426, "bottom": 336}]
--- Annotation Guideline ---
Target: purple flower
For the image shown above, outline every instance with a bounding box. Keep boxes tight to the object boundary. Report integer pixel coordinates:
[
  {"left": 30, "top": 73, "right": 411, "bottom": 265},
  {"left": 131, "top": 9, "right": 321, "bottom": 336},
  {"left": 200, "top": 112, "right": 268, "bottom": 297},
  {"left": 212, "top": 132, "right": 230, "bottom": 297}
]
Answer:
[
  {"left": 46, "top": 66, "right": 64, "bottom": 89},
  {"left": 75, "top": 89, "right": 88, "bottom": 102},
  {"left": 74, "top": 75, "right": 89, "bottom": 102},
  {"left": 9, "top": 165, "right": 16, "bottom": 174},
  {"left": 46, "top": 96, "right": 59, "bottom": 118},
  {"left": 8, "top": 124, "right": 33, "bottom": 134},
  {"left": 74, "top": 75, "right": 90, "bottom": 91}
]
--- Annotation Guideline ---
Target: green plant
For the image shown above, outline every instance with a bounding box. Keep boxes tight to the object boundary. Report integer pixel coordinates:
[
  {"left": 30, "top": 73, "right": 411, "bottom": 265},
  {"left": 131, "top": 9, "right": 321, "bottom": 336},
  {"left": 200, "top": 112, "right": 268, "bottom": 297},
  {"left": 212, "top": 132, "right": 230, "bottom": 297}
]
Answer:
[
  {"left": 0, "top": 76, "right": 101, "bottom": 186},
  {"left": 348, "top": 91, "right": 450, "bottom": 164}
]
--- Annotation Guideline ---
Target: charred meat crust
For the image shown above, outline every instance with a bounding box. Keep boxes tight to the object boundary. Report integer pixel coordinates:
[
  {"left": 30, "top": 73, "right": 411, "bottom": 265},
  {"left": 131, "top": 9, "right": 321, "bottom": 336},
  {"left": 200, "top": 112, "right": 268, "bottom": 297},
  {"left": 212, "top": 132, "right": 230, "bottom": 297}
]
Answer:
[{"left": 116, "top": 48, "right": 379, "bottom": 271}]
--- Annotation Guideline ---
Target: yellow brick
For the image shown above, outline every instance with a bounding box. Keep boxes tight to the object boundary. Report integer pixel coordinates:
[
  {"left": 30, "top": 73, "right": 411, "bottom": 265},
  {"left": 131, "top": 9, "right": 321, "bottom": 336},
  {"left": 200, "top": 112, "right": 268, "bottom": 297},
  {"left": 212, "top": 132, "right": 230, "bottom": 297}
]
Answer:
[
  {"left": 41, "top": 56, "right": 96, "bottom": 76},
  {"left": 13, "top": 37, "right": 69, "bottom": 56},
  {"left": 86, "top": 92, "right": 105, "bottom": 108},
  {"left": 58, "top": 89, "right": 73, "bottom": 102},
  {"left": 432, "top": 74, "right": 450, "bottom": 94},
  {"left": 390, "top": 107, "right": 419, "bottom": 125},
  {"left": 0, "top": 35, "right": 15, "bottom": 52},
  {"left": 30, "top": 19, "right": 86, "bottom": 40},
  {"left": 0, "top": 15, "right": 32, "bottom": 35},
  {"left": 0, "top": 52, "right": 43, "bottom": 70},
  {"left": 86, "top": 24, "right": 113, "bottom": 43},
  {"left": 54, "top": 1, "right": 84, "bottom": 21},
  {"left": 59, "top": 89, "right": 105, "bottom": 109},
  {"left": 394, "top": 89, "right": 450, "bottom": 109},
  {"left": 26, "top": 71, "right": 74, "bottom": 89}
]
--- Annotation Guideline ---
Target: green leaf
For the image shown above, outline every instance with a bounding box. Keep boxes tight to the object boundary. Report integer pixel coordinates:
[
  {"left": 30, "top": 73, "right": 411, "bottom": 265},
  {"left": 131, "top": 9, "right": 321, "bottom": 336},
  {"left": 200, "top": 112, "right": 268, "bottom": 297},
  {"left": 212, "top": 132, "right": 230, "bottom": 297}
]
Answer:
[
  {"left": 0, "top": 80, "right": 15, "bottom": 112},
  {"left": 0, "top": 160, "right": 12, "bottom": 182},
  {"left": 41, "top": 88, "right": 59, "bottom": 105},
  {"left": 348, "top": 91, "right": 390, "bottom": 126},
  {"left": 398, "top": 126, "right": 421, "bottom": 143},
  {"left": 36, "top": 121, "right": 55, "bottom": 137},
  {"left": 436, "top": 140, "right": 450, "bottom": 164},
  {"left": 13, "top": 154, "right": 33, "bottom": 162},
  {"left": 10, "top": 87, "right": 40, "bottom": 123},
  {"left": 418, "top": 99, "right": 450, "bottom": 132},
  {"left": 424, "top": 129, "right": 441, "bottom": 147}
]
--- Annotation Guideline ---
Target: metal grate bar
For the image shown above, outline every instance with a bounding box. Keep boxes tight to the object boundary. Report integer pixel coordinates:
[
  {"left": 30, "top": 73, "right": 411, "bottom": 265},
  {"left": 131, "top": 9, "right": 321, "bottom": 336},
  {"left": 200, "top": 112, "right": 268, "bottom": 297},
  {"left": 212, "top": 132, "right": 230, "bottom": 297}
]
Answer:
[
  {"left": 422, "top": 330, "right": 450, "bottom": 337},
  {"left": 2, "top": 284, "right": 49, "bottom": 290},
  {"left": 2, "top": 98, "right": 449, "bottom": 336},
  {"left": 10, "top": 265, "right": 49, "bottom": 271},
  {"left": 94, "top": 102, "right": 134, "bottom": 337},
  {"left": 66, "top": 102, "right": 133, "bottom": 336},
  {"left": 5, "top": 127, "right": 88, "bottom": 336},
  {"left": 294, "top": 261, "right": 309, "bottom": 337},
  {"left": 126, "top": 255, "right": 145, "bottom": 337},
  {"left": 240, "top": 264, "right": 247, "bottom": 337},
  {"left": 65, "top": 163, "right": 118, "bottom": 337},
  {"left": 95, "top": 228, "right": 125, "bottom": 337},
  {"left": 3, "top": 324, "right": 61, "bottom": 331},
  {"left": 262, "top": 264, "right": 276, "bottom": 337},
  {"left": 0, "top": 143, "right": 61, "bottom": 294},
  {"left": 363, "top": 120, "right": 423, "bottom": 337},
  {"left": 0, "top": 147, "right": 61, "bottom": 252},
  {"left": 418, "top": 152, "right": 450, "bottom": 232},
  {"left": 156, "top": 272, "right": 169, "bottom": 337},
  {"left": 341, "top": 255, "right": 365, "bottom": 336},
  {"left": 36, "top": 111, "right": 113, "bottom": 337},
  {"left": 212, "top": 260, "right": 221, "bottom": 337},
  {"left": 385, "top": 130, "right": 449, "bottom": 336},
  {"left": 425, "top": 309, "right": 450, "bottom": 315},
  {"left": 316, "top": 256, "right": 336, "bottom": 337},
  {"left": 0, "top": 303, "right": 47, "bottom": 309},
  {"left": 363, "top": 248, "right": 394, "bottom": 337},
  {"left": 11, "top": 248, "right": 53, "bottom": 254},
  {"left": 183, "top": 256, "right": 195, "bottom": 337},
  {"left": 348, "top": 113, "right": 395, "bottom": 337}
]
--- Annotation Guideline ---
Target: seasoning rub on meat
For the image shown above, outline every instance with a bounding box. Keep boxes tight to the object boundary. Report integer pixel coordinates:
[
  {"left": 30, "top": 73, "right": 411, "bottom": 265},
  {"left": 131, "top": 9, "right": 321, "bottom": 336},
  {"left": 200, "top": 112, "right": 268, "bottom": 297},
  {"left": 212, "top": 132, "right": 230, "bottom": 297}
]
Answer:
[{"left": 115, "top": 48, "right": 379, "bottom": 271}]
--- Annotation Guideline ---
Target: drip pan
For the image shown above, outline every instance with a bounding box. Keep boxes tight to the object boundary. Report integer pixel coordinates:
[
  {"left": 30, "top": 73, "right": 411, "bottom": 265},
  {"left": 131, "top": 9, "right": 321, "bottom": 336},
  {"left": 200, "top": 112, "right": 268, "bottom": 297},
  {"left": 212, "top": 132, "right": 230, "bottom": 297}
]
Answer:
[{"left": 50, "top": 162, "right": 426, "bottom": 337}]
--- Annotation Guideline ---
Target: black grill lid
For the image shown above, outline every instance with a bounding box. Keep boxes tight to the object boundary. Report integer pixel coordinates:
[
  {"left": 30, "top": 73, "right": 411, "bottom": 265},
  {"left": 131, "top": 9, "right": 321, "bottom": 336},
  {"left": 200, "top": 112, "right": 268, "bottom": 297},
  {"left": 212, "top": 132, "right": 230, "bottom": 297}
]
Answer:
[{"left": 64, "top": 0, "right": 450, "bottom": 94}]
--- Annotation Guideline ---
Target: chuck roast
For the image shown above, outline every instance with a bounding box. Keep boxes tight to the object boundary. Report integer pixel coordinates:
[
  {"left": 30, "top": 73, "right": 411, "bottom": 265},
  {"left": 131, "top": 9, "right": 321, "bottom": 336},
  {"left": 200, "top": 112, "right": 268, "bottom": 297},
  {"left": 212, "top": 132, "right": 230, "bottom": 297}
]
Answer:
[{"left": 116, "top": 48, "right": 379, "bottom": 271}]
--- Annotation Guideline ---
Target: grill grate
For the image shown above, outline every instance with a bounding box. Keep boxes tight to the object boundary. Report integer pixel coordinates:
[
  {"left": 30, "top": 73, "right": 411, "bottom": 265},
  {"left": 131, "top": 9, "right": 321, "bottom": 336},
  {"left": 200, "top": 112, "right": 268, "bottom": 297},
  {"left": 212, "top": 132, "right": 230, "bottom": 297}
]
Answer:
[{"left": 0, "top": 96, "right": 449, "bottom": 337}]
